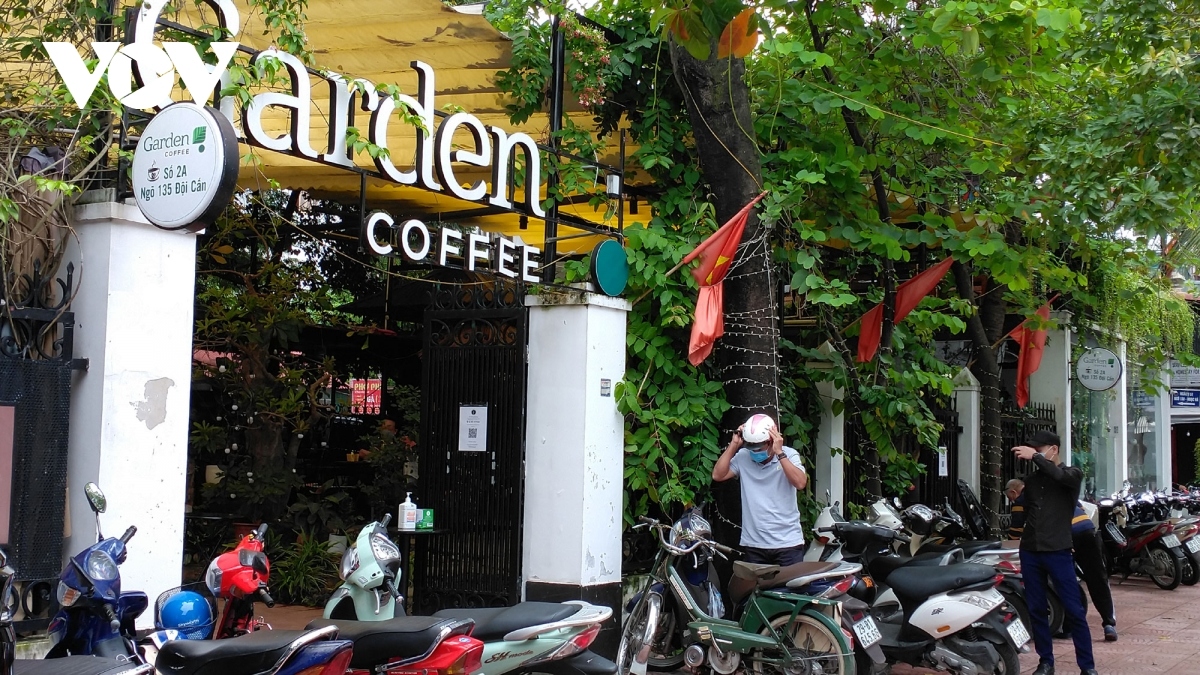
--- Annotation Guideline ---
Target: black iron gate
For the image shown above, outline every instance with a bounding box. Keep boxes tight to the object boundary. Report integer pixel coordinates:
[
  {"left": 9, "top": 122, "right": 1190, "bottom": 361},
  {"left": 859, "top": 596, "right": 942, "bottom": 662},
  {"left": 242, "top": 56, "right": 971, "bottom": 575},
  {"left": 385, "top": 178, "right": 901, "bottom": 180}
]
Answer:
[
  {"left": 413, "top": 284, "right": 527, "bottom": 612},
  {"left": 913, "top": 405, "right": 961, "bottom": 510}
]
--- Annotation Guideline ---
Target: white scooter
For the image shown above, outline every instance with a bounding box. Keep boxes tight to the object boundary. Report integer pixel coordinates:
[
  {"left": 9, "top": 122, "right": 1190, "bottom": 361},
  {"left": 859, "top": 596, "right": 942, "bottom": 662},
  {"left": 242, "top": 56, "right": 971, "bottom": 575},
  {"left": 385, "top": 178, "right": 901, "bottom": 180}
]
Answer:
[
  {"left": 325, "top": 513, "right": 404, "bottom": 620},
  {"left": 822, "top": 521, "right": 1030, "bottom": 674}
]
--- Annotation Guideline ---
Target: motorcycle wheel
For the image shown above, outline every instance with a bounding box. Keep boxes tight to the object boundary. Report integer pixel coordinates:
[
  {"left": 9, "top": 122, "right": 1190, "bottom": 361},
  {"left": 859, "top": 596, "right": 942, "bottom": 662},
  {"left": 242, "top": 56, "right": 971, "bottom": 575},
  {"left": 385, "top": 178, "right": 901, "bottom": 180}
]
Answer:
[
  {"left": 998, "top": 589, "right": 1030, "bottom": 632},
  {"left": 750, "top": 610, "right": 853, "bottom": 675},
  {"left": 646, "top": 610, "right": 685, "bottom": 671},
  {"left": 1147, "top": 545, "right": 1182, "bottom": 590},
  {"left": 1183, "top": 552, "right": 1200, "bottom": 586},
  {"left": 616, "top": 591, "right": 662, "bottom": 675},
  {"left": 975, "top": 627, "right": 1020, "bottom": 675},
  {"left": 1045, "top": 587, "right": 1065, "bottom": 636}
]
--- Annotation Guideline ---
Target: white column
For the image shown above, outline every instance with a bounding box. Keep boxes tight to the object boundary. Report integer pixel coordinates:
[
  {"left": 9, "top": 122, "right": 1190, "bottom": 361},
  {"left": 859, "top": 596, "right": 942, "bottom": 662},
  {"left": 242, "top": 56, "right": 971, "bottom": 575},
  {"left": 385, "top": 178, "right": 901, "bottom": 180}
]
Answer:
[
  {"left": 1029, "top": 312, "right": 1073, "bottom": 464},
  {"left": 1156, "top": 367, "right": 1172, "bottom": 490},
  {"left": 952, "top": 368, "right": 981, "bottom": 494},
  {"left": 64, "top": 198, "right": 197, "bottom": 628},
  {"left": 1104, "top": 340, "right": 1130, "bottom": 495},
  {"left": 808, "top": 342, "right": 844, "bottom": 507},
  {"left": 522, "top": 291, "right": 627, "bottom": 654}
]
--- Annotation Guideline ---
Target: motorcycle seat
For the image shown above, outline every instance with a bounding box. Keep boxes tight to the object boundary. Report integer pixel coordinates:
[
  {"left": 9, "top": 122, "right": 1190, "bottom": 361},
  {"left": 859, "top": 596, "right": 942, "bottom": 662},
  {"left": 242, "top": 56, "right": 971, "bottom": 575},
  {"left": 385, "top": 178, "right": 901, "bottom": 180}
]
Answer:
[
  {"left": 887, "top": 563, "right": 997, "bottom": 604},
  {"left": 926, "top": 540, "right": 1002, "bottom": 556},
  {"left": 432, "top": 602, "right": 578, "bottom": 642},
  {"left": 17, "top": 657, "right": 143, "bottom": 675},
  {"left": 868, "top": 551, "right": 949, "bottom": 582},
  {"left": 307, "top": 617, "right": 467, "bottom": 668},
  {"left": 726, "top": 561, "right": 839, "bottom": 605},
  {"left": 156, "top": 629, "right": 308, "bottom": 675}
]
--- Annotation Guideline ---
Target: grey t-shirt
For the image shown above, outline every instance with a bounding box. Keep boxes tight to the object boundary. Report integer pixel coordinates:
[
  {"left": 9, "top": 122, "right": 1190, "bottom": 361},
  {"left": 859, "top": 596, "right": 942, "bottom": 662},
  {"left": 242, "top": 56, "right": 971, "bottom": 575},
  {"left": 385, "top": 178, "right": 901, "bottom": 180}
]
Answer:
[{"left": 729, "top": 446, "right": 806, "bottom": 549}]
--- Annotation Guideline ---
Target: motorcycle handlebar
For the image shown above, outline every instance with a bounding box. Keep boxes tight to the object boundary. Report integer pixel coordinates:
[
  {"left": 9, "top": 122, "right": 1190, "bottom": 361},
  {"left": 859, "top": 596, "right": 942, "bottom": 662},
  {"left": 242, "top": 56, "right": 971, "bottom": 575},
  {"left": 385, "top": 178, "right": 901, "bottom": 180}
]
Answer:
[
  {"left": 255, "top": 523, "right": 268, "bottom": 540},
  {"left": 102, "top": 603, "right": 120, "bottom": 632},
  {"left": 381, "top": 513, "right": 392, "bottom": 528},
  {"left": 120, "top": 526, "right": 137, "bottom": 544},
  {"left": 258, "top": 587, "right": 275, "bottom": 608}
]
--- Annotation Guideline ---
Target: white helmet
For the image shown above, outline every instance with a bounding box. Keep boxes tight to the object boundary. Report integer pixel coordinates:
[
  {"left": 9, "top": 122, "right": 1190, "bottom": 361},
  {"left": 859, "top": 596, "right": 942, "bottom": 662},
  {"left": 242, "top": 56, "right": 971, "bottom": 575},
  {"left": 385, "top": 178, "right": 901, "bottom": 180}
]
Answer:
[{"left": 741, "top": 414, "right": 776, "bottom": 449}]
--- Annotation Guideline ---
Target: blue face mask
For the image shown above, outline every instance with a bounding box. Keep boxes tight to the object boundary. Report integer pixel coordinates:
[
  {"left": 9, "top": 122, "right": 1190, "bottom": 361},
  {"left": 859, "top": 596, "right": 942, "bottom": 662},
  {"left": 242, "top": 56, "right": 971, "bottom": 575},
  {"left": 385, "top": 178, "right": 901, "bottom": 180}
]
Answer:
[{"left": 748, "top": 448, "right": 770, "bottom": 463}]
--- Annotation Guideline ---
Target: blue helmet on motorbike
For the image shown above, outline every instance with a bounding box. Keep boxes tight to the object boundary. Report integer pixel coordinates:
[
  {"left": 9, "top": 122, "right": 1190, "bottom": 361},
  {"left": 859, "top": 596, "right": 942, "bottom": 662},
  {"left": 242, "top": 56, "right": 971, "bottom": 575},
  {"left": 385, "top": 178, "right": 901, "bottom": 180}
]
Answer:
[{"left": 157, "top": 590, "right": 214, "bottom": 640}]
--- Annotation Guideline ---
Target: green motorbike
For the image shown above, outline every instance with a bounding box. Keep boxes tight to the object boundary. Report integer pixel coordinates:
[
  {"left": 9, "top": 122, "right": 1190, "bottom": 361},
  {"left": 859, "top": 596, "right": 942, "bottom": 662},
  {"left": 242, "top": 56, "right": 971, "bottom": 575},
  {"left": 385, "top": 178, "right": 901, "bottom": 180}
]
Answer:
[{"left": 617, "top": 511, "right": 854, "bottom": 675}]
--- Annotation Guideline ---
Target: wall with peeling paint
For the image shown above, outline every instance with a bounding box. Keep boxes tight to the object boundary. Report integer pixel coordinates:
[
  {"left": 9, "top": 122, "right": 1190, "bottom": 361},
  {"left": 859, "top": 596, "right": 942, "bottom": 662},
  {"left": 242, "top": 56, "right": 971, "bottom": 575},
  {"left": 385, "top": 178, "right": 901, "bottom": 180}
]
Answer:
[
  {"left": 63, "top": 200, "right": 197, "bottom": 628},
  {"left": 523, "top": 292, "right": 627, "bottom": 590}
]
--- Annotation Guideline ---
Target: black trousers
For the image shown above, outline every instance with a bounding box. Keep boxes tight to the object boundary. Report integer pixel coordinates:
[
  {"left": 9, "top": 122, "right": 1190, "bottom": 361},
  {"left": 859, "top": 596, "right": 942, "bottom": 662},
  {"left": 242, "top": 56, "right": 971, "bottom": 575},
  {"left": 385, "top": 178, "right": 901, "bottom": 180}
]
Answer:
[{"left": 1073, "top": 529, "right": 1116, "bottom": 627}]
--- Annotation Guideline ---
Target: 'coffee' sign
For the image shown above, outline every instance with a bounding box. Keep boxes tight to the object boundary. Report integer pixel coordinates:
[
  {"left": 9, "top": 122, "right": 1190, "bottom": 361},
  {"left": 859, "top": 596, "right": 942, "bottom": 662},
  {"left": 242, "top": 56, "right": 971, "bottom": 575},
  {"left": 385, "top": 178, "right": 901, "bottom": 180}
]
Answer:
[
  {"left": 45, "top": 0, "right": 547, "bottom": 219},
  {"left": 360, "top": 212, "right": 542, "bottom": 283}
]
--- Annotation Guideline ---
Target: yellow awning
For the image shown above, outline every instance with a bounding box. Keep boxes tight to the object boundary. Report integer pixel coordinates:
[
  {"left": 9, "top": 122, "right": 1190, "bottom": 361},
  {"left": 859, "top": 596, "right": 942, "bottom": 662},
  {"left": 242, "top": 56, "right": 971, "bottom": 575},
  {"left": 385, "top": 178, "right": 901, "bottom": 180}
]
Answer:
[{"left": 166, "top": 0, "right": 641, "bottom": 254}]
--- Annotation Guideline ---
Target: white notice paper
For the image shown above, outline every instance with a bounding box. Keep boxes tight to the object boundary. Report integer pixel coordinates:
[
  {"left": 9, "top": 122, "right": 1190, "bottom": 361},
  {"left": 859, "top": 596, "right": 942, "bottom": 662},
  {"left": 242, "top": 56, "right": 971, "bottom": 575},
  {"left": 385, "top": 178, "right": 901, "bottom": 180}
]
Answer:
[
  {"left": 937, "top": 446, "right": 949, "bottom": 477},
  {"left": 458, "top": 405, "right": 488, "bottom": 452}
]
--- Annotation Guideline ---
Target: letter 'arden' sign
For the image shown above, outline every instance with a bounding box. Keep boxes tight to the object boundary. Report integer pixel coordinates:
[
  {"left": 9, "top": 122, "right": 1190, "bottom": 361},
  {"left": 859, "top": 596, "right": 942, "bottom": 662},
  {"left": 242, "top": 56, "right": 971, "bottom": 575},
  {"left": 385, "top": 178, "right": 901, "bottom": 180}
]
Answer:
[{"left": 45, "top": 0, "right": 550, "bottom": 241}]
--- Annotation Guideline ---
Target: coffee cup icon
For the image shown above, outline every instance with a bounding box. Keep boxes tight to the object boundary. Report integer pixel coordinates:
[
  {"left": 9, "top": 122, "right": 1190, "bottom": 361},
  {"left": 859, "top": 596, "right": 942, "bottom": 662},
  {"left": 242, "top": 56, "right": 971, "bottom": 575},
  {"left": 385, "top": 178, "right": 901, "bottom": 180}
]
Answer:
[{"left": 147, "top": 164, "right": 160, "bottom": 182}]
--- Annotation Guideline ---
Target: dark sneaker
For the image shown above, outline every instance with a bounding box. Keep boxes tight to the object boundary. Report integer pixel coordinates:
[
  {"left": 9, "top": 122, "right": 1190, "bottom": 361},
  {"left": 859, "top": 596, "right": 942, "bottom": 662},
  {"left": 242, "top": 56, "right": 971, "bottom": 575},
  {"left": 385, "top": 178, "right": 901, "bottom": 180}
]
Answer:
[
  {"left": 1081, "top": 670, "right": 1099, "bottom": 675},
  {"left": 1032, "top": 663, "right": 1055, "bottom": 675},
  {"left": 1104, "top": 625, "right": 1118, "bottom": 642}
]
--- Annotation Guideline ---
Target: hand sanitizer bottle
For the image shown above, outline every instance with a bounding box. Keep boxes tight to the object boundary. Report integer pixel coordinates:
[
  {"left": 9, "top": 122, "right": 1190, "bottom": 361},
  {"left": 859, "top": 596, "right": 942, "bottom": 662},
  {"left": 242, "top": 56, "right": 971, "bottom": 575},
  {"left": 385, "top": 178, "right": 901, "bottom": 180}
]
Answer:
[{"left": 400, "top": 492, "right": 418, "bottom": 531}]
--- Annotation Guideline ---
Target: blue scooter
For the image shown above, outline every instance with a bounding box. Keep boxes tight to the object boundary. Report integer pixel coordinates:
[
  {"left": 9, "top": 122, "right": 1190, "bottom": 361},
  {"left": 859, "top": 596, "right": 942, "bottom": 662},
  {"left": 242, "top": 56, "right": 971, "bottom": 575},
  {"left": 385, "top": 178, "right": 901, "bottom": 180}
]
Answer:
[{"left": 46, "top": 483, "right": 147, "bottom": 659}]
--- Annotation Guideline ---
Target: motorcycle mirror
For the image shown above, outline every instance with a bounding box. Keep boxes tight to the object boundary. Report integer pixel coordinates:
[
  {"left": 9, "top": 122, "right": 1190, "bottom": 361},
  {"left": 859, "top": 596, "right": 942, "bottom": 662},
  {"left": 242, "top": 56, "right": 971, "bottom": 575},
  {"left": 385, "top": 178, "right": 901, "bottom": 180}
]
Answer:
[{"left": 84, "top": 483, "right": 106, "bottom": 514}]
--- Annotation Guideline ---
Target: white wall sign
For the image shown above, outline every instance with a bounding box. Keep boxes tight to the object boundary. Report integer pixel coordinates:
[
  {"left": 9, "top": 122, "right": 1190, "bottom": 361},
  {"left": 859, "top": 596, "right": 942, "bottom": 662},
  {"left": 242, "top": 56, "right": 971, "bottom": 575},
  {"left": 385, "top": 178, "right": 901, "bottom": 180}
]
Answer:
[
  {"left": 1076, "top": 347, "right": 1122, "bottom": 392},
  {"left": 1171, "top": 360, "right": 1200, "bottom": 388},
  {"left": 937, "top": 445, "right": 949, "bottom": 477},
  {"left": 131, "top": 103, "right": 239, "bottom": 232},
  {"left": 458, "top": 405, "right": 488, "bottom": 452}
]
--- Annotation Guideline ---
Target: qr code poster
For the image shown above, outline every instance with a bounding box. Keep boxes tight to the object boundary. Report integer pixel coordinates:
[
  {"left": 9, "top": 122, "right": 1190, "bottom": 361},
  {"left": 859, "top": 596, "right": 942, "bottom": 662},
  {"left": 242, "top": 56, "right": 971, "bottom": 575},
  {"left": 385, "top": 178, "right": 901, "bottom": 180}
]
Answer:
[{"left": 458, "top": 404, "right": 488, "bottom": 452}]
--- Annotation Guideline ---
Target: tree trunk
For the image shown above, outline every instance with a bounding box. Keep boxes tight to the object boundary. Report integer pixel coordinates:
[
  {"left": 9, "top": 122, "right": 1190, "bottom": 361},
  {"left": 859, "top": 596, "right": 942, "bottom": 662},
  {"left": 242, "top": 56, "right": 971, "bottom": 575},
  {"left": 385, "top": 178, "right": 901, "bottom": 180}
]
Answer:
[
  {"left": 952, "top": 261, "right": 1007, "bottom": 529},
  {"left": 670, "top": 43, "right": 775, "bottom": 547},
  {"left": 669, "top": 44, "right": 776, "bottom": 424}
]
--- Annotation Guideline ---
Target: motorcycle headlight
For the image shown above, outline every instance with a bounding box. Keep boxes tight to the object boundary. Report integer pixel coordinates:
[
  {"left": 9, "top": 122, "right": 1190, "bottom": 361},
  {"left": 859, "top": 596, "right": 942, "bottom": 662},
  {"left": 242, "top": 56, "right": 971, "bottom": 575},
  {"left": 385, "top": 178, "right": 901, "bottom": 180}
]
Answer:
[
  {"left": 340, "top": 546, "right": 360, "bottom": 580},
  {"left": 56, "top": 581, "right": 80, "bottom": 607},
  {"left": 86, "top": 550, "right": 118, "bottom": 581},
  {"left": 205, "top": 559, "right": 223, "bottom": 596},
  {"left": 370, "top": 534, "right": 400, "bottom": 563}
]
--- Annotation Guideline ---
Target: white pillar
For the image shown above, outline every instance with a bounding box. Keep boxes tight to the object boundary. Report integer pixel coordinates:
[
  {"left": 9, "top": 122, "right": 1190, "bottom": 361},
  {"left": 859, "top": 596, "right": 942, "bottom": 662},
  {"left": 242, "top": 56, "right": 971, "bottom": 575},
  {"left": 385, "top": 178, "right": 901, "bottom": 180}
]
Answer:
[
  {"left": 64, "top": 198, "right": 196, "bottom": 628},
  {"left": 522, "top": 291, "right": 627, "bottom": 655},
  {"left": 1029, "top": 312, "right": 1073, "bottom": 464},
  {"left": 1103, "top": 341, "right": 1130, "bottom": 495},
  {"left": 808, "top": 343, "right": 844, "bottom": 507},
  {"left": 1157, "top": 368, "right": 1173, "bottom": 489},
  {"left": 952, "top": 368, "right": 981, "bottom": 494}
]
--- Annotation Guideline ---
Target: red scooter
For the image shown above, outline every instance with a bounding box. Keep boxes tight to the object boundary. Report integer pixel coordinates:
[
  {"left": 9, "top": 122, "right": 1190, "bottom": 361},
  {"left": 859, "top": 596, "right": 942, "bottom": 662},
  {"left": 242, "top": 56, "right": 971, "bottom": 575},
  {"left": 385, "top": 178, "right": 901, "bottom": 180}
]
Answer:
[{"left": 155, "top": 523, "right": 275, "bottom": 641}]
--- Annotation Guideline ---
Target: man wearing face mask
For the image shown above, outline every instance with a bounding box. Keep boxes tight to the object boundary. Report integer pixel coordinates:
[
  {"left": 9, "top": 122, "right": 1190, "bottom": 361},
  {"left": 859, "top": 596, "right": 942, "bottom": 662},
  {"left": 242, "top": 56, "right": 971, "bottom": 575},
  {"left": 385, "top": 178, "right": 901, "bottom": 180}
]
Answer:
[
  {"left": 1012, "top": 430, "right": 1097, "bottom": 675},
  {"left": 712, "top": 413, "right": 808, "bottom": 566}
]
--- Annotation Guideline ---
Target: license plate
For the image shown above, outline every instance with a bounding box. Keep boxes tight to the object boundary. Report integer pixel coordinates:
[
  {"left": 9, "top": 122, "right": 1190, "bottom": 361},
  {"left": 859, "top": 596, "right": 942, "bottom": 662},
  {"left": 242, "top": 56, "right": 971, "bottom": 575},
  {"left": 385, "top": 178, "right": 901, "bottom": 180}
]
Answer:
[
  {"left": 852, "top": 616, "right": 882, "bottom": 647},
  {"left": 1006, "top": 618, "right": 1031, "bottom": 647},
  {"left": 1187, "top": 538, "right": 1200, "bottom": 553},
  {"left": 1164, "top": 534, "right": 1182, "bottom": 548}
]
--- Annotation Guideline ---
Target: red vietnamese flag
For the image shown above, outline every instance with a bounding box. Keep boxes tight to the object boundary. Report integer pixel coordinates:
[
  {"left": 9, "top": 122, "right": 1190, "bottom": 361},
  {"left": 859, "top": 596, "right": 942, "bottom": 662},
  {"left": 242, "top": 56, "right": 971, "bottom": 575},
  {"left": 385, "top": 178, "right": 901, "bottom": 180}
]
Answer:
[
  {"left": 856, "top": 257, "right": 955, "bottom": 363},
  {"left": 684, "top": 192, "right": 766, "bottom": 366},
  {"left": 1009, "top": 301, "right": 1052, "bottom": 408}
]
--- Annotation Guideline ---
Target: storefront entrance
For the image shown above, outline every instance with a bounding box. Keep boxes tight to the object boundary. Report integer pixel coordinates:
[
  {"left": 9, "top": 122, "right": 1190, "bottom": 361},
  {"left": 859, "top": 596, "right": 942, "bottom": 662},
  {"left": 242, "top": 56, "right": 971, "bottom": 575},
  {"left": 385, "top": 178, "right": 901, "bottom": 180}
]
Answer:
[{"left": 413, "top": 284, "right": 528, "bottom": 611}]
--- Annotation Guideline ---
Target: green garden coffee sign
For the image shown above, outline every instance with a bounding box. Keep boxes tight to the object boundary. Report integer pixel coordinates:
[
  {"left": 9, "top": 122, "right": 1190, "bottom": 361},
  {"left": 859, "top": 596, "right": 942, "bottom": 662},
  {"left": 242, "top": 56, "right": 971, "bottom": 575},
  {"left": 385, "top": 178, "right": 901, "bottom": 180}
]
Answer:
[{"left": 131, "top": 103, "right": 238, "bottom": 232}]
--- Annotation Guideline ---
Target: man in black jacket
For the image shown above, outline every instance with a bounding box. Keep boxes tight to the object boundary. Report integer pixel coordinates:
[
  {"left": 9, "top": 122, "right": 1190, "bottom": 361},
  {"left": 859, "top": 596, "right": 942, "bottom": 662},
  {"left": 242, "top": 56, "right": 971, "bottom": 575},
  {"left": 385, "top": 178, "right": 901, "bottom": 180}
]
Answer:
[{"left": 1013, "top": 430, "right": 1098, "bottom": 675}]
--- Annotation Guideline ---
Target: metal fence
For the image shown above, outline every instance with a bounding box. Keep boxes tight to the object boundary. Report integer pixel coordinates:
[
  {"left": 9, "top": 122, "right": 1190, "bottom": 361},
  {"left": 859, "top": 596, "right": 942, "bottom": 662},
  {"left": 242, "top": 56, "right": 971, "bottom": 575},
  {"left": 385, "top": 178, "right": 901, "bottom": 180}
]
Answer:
[{"left": 842, "top": 400, "right": 960, "bottom": 511}]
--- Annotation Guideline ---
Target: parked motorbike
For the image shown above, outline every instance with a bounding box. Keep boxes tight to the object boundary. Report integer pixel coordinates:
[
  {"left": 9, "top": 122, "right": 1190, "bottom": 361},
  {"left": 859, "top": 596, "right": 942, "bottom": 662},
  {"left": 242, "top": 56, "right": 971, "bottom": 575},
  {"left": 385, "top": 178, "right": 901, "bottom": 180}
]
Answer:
[
  {"left": 46, "top": 483, "right": 147, "bottom": 659},
  {"left": 326, "top": 516, "right": 616, "bottom": 675},
  {"left": 153, "top": 624, "right": 353, "bottom": 675},
  {"left": 302, "top": 617, "right": 482, "bottom": 675},
  {"left": 325, "top": 514, "right": 403, "bottom": 620},
  {"left": 1, "top": 547, "right": 154, "bottom": 675},
  {"left": 1098, "top": 492, "right": 1185, "bottom": 589},
  {"left": 1153, "top": 490, "right": 1200, "bottom": 586},
  {"left": 823, "top": 521, "right": 1030, "bottom": 675},
  {"left": 154, "top": 523, "right": 275, "bottom": 640},
  {"left": 618, "top": 511, "right": 853, "bottom": 675}
]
